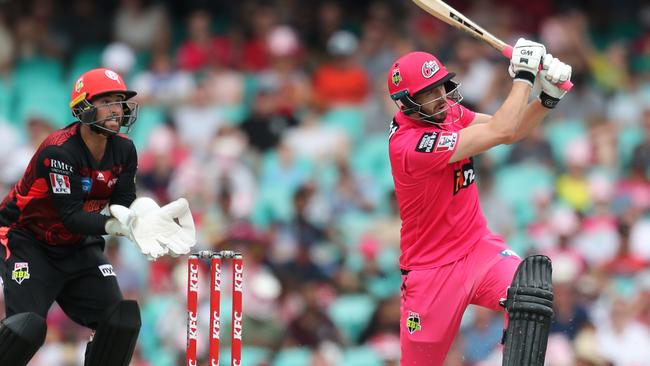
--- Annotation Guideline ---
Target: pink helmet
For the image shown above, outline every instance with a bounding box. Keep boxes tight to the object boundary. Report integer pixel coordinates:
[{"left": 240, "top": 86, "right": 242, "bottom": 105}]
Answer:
[
  {"left": 387, "top": 51, "right": 455, "bottom": 100},
  {"left": 387, "top": 51, "right": 462, "bottom": 124}
]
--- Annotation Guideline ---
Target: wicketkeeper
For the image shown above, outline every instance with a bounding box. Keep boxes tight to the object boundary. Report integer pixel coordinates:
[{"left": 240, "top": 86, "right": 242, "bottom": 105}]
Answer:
[{"left": 0, "top": 68, "right": 196, "bottom": 365}]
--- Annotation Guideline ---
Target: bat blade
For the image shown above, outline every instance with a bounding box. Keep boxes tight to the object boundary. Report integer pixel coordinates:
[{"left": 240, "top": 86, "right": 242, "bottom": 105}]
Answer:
[{"left": 411, "top": 0, "right": 573, "bottom": 91}]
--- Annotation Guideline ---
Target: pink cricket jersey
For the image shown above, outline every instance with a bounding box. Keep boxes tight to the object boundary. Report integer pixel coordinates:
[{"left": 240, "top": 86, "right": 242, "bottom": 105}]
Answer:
[{"left": 389, "top": 103, "right": 489, "bottom": 270}]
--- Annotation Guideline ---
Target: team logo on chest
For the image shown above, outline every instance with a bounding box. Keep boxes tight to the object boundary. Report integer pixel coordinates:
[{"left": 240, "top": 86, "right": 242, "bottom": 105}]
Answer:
[
  {"left": 406, "top": 311, "right": 422, "bottom": 334},
  {"left": 453, "top": 158, "right": 476, "bottom": 194}
]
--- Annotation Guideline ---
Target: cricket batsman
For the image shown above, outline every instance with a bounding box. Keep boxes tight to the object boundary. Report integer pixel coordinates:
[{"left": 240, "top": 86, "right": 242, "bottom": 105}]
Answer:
[
  {"left": 0, "top": 68, "right": 196, "bottom": 365},
  {"left": 388, "top": 38, "right": 571, "bottom": 365}
]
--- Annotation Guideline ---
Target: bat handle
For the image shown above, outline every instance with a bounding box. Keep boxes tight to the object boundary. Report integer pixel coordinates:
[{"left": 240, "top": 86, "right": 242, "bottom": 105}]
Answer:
[{"left": 502, "top": 45, "right": 574, "bottom": 91}]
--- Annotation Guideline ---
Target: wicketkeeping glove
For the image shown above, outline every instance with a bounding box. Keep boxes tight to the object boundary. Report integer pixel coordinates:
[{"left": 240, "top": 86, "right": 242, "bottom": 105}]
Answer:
[{"left": 105, "top": 197, "right": 196, "bottom": 260}]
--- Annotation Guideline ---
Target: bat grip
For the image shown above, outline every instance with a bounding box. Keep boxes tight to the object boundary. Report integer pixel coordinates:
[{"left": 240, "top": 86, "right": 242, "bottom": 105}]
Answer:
[{"left": 502, "top": 45, "right": 574, "bottom": 91}]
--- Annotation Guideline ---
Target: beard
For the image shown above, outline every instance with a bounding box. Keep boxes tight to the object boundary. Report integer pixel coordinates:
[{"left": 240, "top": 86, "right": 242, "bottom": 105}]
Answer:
[
  {"left": 424, "top": 106, "right": 448, "bottom": 124},
  {"left": 90, "top": 118, "right": 121, "bottom": 136}
]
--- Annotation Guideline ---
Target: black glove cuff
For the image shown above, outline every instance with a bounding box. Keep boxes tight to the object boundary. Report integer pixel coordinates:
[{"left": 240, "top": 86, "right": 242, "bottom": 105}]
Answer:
[
  {"left": 514, "top": 71, "right": 535, "bottom": 86},
  {"left": 539, "top": 91, "right": 560, "bottom": 109}
]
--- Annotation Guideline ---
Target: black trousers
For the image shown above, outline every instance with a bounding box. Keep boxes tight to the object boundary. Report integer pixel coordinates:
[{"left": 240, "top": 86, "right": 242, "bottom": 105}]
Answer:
[{"left": 0, "top": 229, "right": 122, "bottom": 330}]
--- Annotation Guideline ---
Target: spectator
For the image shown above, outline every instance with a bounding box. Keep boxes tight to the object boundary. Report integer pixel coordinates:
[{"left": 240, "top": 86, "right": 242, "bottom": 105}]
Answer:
[
  {"left": 506, "top": 125, "right": 554, "bottom": 167},
  {"left": 177, "top": 10, "right": 233, "bottom": 72},
  {"left": 312, "top": 30, "right": 369, "bottom": 111},
  {"left": 240, "top": 84, "right": 299, "bottom": 153},
  {"left": 172, "top": 81, "right": 227, "bottom": 151},
  {"left": 257, "top": 25, "right": 311, "bottom": 118},
  {"left": 131, "top": 51, "right": 196, "bottom": 106},
  {"left": 113, "top": 0, "right": 169, "bottom": 52},
  {"left": 461, "top": 306, "right": 503, "bottom": 364}
]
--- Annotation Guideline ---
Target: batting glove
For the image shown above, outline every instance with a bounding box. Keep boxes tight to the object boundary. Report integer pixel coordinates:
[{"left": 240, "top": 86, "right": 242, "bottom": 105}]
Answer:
[
  {"left": 538, "top": 54, "right": 572, "bottom": 109},
  {"left": 508, "top": 38, "right": 546, "bottom": 86}
]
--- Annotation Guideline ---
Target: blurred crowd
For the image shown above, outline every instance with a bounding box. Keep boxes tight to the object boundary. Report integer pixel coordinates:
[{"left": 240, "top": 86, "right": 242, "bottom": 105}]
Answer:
[{"left": 0, "top": 0, "right": 650, "bottom": 365}]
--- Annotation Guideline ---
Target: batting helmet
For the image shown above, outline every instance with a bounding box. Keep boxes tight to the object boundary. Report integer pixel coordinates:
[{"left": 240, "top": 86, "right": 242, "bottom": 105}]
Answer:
[
  {"left": 387, "top": 51, "right": 462, "bottom": 124},
  {"left": 69, "top": 68, "right": 138, "bottom": 134}
]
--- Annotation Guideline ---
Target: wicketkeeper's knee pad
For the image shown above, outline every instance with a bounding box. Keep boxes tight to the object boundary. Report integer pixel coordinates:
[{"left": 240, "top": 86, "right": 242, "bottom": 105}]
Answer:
[
  {"left": 84, "top": 299, "right": 141, "bottom": 366},
  {"left": 0, "top": 312, "right": 47, "bottom": 366}
]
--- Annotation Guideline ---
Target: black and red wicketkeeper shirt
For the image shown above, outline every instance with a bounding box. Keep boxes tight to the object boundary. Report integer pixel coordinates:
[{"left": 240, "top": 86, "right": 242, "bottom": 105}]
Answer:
[{"left": 0, "top": 122, "right": 137, "bottom": 246}]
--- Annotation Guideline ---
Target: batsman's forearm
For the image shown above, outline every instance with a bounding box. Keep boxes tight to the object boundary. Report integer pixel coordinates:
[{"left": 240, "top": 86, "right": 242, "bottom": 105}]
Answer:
[
  {"left": 511, "top": 101, "right": 551, "bottom": 142},
  {"left": 490, "top": 82, "right": 532, "bottom": 144}
]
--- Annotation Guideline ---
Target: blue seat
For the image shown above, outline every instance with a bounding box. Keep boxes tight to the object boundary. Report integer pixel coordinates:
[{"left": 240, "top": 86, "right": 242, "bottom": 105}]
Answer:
[
  {"left": 13, "top": 79, "right": 70, "bottom": 128},
  {"left": 130, "top": 106, "right": 166, "bottom": 151},
  {"left": 618, "top": 125, "right": 645, "bottom": 172},
  {"left": 322, "top": 107, "right": 365, "bottom": 143},
  {"left": 272, "top": 347, "right": 313, "bottom": 366},
  {"left": 14, "top": 57, "right": 64, "bottom": 85},
  {"left": 342, "top": 346, "right": 383, "bottom": 366},
  {"left": 494, "top": 163, "right": 554, "bottom": 227},
  {"left": 68, "top": 45, "right": 104, "bottom": 84},
  {"left": 0, "top": 77, "right": 14, "bottom": 122},
  {"left": 328, "top": 294, "right": 377, "bottom": 343},
  {"left": 484, "top": 143, "right": 513, "bottom": 167},
  {"left": 251, "top": 151, "right": 314, "bottom": 226},
  {"left": 544, "top": 119, "right": 587, "bottom": 167},
  {"left": 350, "top": 133, "right": 393, "bottom": 197},
  {"left": 220, "top": 346, "right": 271, "bottom": 366},
  {"left": 336, "top": 211, "right": 373, "bottom": 250}
]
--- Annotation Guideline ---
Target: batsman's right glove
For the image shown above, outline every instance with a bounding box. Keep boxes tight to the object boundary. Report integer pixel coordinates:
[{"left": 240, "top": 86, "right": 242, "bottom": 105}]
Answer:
[{"left": 538, "top": 54, "right": 572, "bottom": 109}]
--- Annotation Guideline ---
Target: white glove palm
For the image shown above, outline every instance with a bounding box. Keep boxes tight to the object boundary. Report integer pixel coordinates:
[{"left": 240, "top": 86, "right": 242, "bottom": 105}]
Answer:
[
  {"left": 106, "top": 197, "right": 196, "bottom": 260},
  {"left": 508, "top": 38, "right": 546, "bottom": 86},
  {"left": 140, "top": 198, "right": 196, "bottom": 257}
]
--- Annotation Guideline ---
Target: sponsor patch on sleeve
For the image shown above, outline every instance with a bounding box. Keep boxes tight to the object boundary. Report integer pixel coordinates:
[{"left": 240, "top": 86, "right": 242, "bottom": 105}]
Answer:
[
  {"left": 49, "top": 173, "right": 71, "bottom": 194},
  {"left": 45, "top": 158, "right": 74, "bottom": 174},
  {"left": 435, "top": 132, "right": 458, "bottom": 152},
  {"left": 415, "top": 132, "right": 438, "bottom": 153},
  {"left": 98, "top": 264, "right": 116, "bottom": 277}
]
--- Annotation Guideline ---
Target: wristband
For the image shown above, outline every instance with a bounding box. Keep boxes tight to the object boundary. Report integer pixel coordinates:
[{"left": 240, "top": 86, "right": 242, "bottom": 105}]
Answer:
[
  {"left": 539, "top": 91, "right": 560, "bottom": 109},
  {"left": 514, "top": 71, "right": 535, "bottom": 86}
]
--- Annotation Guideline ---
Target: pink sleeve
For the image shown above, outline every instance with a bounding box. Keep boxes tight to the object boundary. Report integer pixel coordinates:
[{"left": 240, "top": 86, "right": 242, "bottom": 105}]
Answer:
[{"left": 404, "top": 130, "right": 460, "bottom": 176}]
